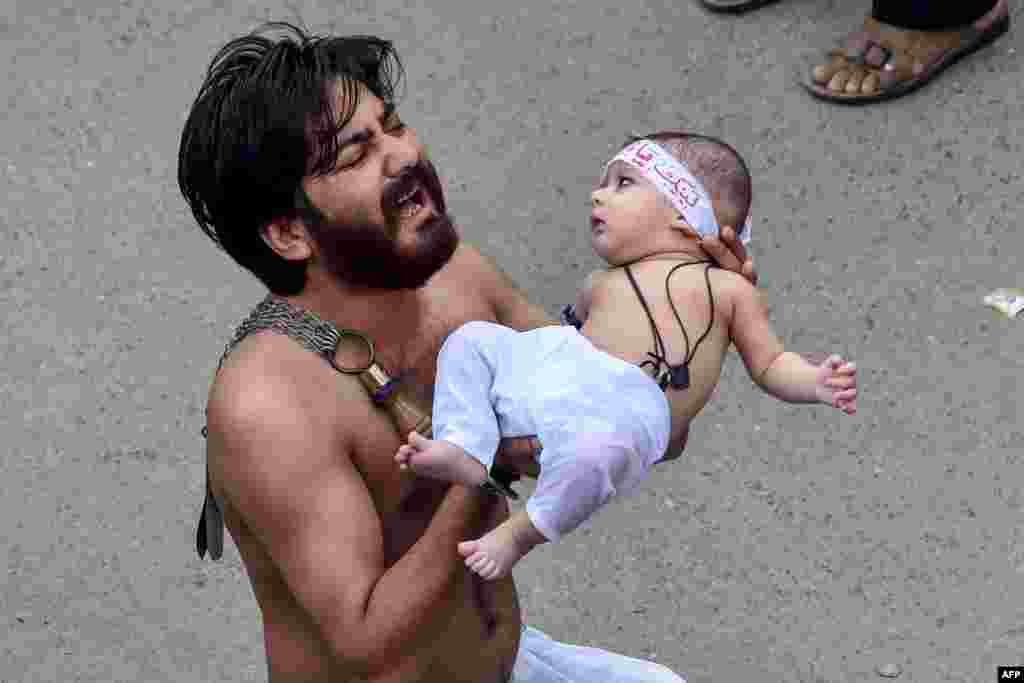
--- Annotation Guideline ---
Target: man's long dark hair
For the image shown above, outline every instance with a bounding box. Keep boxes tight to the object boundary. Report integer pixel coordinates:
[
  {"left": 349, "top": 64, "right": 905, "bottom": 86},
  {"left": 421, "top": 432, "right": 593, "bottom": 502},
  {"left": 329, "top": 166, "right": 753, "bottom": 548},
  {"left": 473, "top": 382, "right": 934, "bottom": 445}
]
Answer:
[{"left": 178, "top": 22, "right": 406, "bottom": 295}]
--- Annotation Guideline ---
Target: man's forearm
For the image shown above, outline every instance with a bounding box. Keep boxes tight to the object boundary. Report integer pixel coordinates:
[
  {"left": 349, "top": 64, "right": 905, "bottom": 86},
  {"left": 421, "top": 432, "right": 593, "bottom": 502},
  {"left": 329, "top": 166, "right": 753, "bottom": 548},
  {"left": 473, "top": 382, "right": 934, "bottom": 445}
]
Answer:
[{"left": 757, "top": 351, "right": 821, "bottom": 404}]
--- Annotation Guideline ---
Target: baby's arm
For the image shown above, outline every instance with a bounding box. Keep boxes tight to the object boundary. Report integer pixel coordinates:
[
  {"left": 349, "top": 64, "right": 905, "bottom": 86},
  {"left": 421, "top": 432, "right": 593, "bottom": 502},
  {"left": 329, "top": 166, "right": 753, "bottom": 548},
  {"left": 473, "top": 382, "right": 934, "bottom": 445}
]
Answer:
[{"left": 728, "top": 277, "right": 857, "bottom": 413}]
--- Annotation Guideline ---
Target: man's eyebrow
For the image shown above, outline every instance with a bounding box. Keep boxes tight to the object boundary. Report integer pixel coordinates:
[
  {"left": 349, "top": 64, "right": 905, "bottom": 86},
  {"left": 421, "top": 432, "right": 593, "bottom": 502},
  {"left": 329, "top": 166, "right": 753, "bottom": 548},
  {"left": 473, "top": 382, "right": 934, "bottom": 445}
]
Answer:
[{"left": 336, "top": 108, "right": 397, "bottom": 149}]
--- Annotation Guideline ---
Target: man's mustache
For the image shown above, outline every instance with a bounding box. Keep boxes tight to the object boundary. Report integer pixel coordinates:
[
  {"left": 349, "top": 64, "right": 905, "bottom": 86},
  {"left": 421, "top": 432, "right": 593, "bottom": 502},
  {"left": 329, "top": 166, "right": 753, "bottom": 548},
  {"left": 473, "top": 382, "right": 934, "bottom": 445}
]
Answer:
[{"left": 381, "top": 160, "right": 447, "bottom": 216}]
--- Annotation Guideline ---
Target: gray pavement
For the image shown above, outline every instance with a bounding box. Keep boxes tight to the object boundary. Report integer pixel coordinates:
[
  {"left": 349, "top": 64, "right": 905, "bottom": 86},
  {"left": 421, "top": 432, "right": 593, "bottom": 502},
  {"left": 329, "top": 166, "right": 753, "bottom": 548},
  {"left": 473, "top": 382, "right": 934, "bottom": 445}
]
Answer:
[{"left": 3, "top": 1, "right": 1023, "bottom": 681}]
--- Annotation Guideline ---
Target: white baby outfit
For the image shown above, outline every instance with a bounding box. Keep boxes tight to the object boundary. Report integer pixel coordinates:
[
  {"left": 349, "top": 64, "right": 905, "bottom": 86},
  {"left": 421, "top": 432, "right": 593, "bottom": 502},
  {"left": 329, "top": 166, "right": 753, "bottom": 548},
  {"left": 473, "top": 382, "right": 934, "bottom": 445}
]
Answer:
[{"left": 431, "top": 320, "right": 671, "bottom": 541}]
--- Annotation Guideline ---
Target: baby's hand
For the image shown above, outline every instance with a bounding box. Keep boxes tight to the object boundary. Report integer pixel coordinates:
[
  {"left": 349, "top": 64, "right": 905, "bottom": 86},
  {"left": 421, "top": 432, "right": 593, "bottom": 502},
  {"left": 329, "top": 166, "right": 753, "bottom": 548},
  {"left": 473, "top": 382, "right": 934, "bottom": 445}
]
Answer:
[{"left": 814, "top": 354, "right": 857, "bottom": 415}]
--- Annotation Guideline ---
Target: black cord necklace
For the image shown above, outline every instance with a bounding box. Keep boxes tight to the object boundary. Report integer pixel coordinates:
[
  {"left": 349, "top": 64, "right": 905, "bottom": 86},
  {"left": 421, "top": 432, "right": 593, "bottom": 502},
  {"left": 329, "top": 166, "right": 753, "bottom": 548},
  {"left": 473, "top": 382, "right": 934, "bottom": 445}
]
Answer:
[{"left": 622, "top": 259, "right": 716, "bottom": 391}]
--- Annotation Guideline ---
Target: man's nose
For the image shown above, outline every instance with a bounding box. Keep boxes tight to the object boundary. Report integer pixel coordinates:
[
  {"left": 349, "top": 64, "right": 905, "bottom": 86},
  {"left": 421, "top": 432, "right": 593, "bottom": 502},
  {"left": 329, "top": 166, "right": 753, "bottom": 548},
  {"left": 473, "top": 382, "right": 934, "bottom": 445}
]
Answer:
[{"left": 382, "top": 126, "right": 421, "bottom": 178}]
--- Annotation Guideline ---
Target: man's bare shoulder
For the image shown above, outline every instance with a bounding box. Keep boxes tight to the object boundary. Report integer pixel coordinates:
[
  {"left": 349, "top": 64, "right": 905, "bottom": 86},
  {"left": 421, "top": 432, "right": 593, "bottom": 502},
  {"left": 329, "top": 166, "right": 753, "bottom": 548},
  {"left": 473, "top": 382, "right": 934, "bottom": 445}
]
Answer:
[
  {"left": 440, "top": 241, "right": 494, "bottom": 279},
  {"left": 207, "top": 331, "right": 371, "bottom": 454},
  {"left": 441, "top": 241, "right": 516, "bottom": 300},
  {"left": 448, "top": 241, "right": 558, "bottom": 331}
]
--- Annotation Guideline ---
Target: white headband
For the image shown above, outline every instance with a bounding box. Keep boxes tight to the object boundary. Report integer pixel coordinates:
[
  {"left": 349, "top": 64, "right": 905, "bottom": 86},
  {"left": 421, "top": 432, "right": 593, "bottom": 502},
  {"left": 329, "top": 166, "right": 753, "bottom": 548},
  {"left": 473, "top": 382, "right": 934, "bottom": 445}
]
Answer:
[{"left": 606, "top": 139, "right": 752, "bottom": 244}]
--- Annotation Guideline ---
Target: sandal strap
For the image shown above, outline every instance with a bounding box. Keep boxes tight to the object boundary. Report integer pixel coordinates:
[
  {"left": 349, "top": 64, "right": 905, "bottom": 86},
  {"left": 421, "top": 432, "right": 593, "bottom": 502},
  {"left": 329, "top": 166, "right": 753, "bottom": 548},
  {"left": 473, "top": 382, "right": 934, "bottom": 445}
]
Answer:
[
  {"left": 833, "top": 15, "right": 989, "bottom": 83},
  {"left": 863, "top": 16, "right": 984, "bottom": 66}
]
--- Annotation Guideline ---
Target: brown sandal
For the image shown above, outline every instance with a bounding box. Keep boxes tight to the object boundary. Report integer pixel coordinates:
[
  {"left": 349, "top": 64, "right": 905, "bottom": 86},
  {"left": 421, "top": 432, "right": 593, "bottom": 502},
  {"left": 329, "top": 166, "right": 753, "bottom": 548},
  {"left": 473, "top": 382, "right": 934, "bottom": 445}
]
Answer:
[{"left": 800, "top": 11, "right": 1010, "bottom": 104}]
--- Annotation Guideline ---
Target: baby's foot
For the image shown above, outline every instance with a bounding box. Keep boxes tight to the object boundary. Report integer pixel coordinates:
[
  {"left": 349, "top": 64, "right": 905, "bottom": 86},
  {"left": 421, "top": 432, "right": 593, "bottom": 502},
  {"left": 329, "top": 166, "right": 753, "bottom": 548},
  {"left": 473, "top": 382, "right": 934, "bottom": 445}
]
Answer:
[
  {"left": 457, "top": 513, "right": 546, "bottom": 581},
  {"left": 394, "top": 431, "right": 488, "bottom": 486}
]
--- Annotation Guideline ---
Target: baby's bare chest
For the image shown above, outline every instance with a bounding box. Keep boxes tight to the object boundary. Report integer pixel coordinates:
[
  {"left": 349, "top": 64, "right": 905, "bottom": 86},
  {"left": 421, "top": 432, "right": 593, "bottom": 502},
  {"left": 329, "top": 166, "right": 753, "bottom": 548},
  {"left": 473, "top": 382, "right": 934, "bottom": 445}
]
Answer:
[{"left": 584, "top": 266, "right": 733, "bottom": 419}]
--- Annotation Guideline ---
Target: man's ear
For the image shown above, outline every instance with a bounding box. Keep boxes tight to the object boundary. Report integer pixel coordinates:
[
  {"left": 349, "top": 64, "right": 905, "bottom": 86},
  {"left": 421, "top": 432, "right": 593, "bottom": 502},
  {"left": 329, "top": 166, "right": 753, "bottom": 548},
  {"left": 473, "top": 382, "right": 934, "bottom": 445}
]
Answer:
[
  {"left": 671, "top": 214, "right": 702, "bottom": 241},
  {"left": 261, "top": 217, "right": 314, "bottom": 262}
]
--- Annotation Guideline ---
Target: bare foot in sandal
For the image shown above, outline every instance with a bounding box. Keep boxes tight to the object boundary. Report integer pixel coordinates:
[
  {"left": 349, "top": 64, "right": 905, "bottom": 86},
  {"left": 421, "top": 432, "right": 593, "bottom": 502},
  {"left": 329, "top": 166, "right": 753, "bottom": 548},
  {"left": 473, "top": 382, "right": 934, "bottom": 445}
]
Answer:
[{"left": 803, "top": 0, "right": 1010, "bottom": 103}]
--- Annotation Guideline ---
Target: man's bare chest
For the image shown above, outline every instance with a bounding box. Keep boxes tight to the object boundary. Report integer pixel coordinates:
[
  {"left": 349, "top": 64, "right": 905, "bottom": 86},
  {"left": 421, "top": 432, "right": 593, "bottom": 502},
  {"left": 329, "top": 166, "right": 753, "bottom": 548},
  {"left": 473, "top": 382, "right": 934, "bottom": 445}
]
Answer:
[
  {"left": 347, "top": 285, "right": 498, "bottom": 526},
  {"left": 376, "top": 283, "right": 498, "bottom": 404}
]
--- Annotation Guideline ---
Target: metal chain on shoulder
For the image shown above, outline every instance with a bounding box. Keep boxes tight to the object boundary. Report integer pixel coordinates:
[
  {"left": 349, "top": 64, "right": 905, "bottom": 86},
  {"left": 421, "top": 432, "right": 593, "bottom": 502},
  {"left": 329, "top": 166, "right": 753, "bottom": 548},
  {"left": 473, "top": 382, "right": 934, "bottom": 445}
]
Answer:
[
  {"left": 197, "top": 294, "right": 353, "bottom": 561},
  {"left": 195, "top": 293, "right": 522, "bottom": 561},
  {"left": 215, "top": 294, "right": 343, "bottom": 372}
]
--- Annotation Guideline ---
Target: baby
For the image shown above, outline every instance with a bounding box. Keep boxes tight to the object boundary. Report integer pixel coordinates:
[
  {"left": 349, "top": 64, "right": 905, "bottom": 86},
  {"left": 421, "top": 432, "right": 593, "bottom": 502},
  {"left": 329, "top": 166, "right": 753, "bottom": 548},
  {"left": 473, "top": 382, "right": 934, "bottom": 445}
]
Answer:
[{"left": 395, "top": 131, "right": 858, "bottom": 580}]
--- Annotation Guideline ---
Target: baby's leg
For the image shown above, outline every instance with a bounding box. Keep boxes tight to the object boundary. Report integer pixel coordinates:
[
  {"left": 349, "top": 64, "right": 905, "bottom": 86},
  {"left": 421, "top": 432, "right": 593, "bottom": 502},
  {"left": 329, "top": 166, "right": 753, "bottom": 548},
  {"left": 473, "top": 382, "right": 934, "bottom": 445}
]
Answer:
[
  {"left": 526, "top": 424, "right": 647, "bottom": 542},
  {"left": 396, "top": 321, "right": 515, "bottom": 480},
  {"left": 458, "top": 509, "right": 546, "bottom": 580},
  {"left": 457, "top": 428, "right": 649, "bottom": 580}
]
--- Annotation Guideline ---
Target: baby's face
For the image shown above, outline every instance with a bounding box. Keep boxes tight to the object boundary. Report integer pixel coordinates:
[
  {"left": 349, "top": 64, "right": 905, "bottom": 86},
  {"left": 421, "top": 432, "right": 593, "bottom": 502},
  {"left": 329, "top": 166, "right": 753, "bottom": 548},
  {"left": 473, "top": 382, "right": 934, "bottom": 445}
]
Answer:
[{"left": 589, "top": 160, "right": 676, "bottom": 264}]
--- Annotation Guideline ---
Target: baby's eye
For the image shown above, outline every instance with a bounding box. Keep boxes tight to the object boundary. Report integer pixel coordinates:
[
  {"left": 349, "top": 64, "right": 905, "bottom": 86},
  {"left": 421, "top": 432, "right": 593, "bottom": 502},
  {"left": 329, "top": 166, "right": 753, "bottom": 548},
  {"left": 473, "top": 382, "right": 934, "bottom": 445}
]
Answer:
[{"left": 617, "top": 176, "right": 633, "bottom": 188}]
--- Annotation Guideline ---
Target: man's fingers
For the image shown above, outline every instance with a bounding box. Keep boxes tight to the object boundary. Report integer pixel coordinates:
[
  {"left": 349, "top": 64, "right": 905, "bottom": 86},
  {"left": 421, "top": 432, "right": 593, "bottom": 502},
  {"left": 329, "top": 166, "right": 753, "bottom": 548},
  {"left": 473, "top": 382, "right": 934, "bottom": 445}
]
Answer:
[
  {"left": 699, "top": 236, "right": 729, "bottom": 267},
  {"left": 742, "top": 258, "right": 758, "bottom": 286},
  {"left": 722, "top": 225, "right": 758, "bottom": 285},
  {"left": 720, "top": 225, "right": 750, "bottom": 264}
]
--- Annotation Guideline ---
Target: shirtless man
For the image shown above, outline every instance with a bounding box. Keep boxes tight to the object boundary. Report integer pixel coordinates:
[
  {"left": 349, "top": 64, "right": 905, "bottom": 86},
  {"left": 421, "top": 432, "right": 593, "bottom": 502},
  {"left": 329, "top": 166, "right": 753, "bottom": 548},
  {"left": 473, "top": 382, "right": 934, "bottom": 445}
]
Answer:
[{"left": 178, "top": 22, "right": 755, "bottom": 682}]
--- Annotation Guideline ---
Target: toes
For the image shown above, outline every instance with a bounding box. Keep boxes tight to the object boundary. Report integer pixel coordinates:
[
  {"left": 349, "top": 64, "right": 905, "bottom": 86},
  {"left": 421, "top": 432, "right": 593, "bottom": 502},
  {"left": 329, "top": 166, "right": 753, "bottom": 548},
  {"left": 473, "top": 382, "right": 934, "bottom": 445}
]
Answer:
[
  {"left": 844, "top": 69, "right": 866, "bottom": 95},
  {"left": 860, "top": 71, "right": 880, "bottom": 95},
  {"left": 812, "top": 62, "right": 832, "bottom": 85},
  {"left": 480, "top": 559, "right": 497, "bottom": 580},
  {"left": 468, "top": 553, "right": 491, "bottom": 574},
  {"left": 823, "top": 354, "right": 843, "bottom": 370},
  {"left": 812, "top": 55, "right": 846, "bottom": 85},
  {"left": 827, "top": 67, "right": 854, "bottom": 93},
  {"left": 396, "top": 446, "right": 415, "bottom": 471},
  {"left": 834, "top": 389, "right": 858, "bottom": 407}
]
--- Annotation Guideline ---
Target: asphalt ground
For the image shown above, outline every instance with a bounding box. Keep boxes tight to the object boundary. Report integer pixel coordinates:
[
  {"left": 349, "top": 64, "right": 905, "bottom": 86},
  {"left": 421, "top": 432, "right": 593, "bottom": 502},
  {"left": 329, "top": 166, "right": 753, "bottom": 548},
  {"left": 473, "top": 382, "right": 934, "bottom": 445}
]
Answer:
[{"left": 3, "top": 1, "right": 1023, "bottom": 681}]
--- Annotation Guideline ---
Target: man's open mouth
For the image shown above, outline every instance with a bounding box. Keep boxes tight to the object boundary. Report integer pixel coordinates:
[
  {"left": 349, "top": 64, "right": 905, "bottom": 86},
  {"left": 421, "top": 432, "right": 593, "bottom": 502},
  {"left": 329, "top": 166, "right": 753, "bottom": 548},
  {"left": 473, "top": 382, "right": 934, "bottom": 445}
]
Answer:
[
  {"left": 395, "top": 183, "right": 426, "bottom": 219},
  {"left": 387, "top": 177, "right": 435, "bottom": 228}
]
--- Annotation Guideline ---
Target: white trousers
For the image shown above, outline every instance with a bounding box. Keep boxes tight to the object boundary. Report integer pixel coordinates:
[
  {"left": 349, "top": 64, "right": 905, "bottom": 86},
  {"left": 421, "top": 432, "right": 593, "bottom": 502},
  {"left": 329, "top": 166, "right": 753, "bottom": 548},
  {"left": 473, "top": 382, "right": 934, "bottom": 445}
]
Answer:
[
  {"left": 512, "top": 626, "right": 685, "bottom": 682},
  {"left": 432, "top": 321, "right": 671, "bottom": 541}
]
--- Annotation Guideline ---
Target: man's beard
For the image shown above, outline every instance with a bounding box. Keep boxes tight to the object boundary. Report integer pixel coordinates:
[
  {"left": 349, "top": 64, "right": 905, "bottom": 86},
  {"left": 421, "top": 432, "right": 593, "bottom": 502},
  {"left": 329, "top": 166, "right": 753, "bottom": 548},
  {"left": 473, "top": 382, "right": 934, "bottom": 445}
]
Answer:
[{"left": 306, "top": 159, "right": 459, "bottom": 291}]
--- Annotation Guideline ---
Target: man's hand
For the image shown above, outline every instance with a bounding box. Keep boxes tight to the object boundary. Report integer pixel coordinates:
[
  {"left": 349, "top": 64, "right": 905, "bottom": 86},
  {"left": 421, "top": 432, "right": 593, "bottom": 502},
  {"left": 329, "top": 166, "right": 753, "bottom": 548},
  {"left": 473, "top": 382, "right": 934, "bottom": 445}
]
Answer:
[
  {"left": 700, "top": 225, "right": 756, "bottom": 285},
  {"left": 814, "top": 354, "right": 858, "bottom": 415},
  {"left": 493, "top": 436, "right": 541, "bottom": 479}
]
